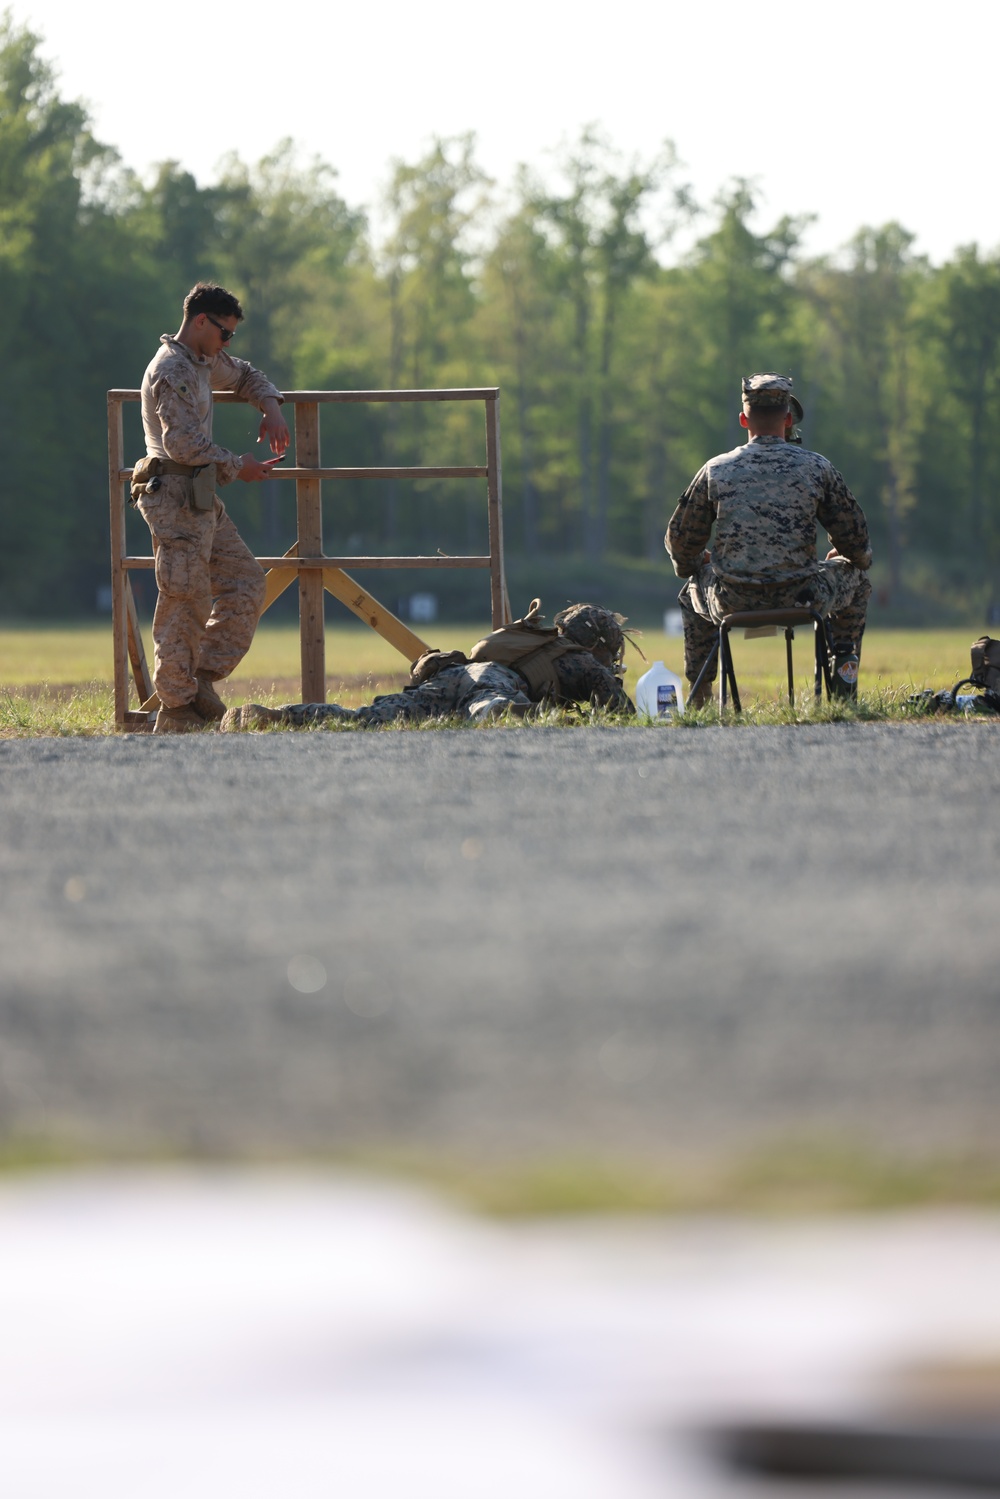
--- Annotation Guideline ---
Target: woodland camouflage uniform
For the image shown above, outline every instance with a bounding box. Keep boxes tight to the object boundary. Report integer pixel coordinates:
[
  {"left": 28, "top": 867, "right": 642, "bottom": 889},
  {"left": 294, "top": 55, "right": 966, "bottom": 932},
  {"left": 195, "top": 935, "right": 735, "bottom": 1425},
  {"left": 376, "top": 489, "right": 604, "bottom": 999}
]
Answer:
[
  {"left": 137, "top": 336, "right": 281, "bottom": 708},
  {"left": 258, "top": 662, "right": 534, "bottom": 728},
  {"left": 665, "top": 373, "right": 872, "bottom": 689},
  {"left": 221, "top": 603, "right": 634, "bottom": 730}
]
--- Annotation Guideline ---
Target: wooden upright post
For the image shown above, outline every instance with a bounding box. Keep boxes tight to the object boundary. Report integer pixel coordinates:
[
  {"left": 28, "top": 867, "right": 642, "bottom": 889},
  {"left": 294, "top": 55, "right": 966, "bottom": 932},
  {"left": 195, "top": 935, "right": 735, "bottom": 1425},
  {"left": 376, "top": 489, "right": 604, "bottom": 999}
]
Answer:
[
  {"left": 295, "top": 401, "right": 326, "bottom": 702},
  {"left": 484, "top": 392, "right": 509, "bottom": 626}
]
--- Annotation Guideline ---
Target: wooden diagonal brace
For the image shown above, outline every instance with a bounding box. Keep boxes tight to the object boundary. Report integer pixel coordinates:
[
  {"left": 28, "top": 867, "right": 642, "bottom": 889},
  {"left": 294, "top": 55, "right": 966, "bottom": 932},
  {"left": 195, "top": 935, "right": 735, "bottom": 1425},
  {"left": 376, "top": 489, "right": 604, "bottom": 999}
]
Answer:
[
  {"left": 322, "top": 568, "right": 429, "bottom": 662},
  {"left": 124, "top": 576, "right": 154, "bottom": 709}
]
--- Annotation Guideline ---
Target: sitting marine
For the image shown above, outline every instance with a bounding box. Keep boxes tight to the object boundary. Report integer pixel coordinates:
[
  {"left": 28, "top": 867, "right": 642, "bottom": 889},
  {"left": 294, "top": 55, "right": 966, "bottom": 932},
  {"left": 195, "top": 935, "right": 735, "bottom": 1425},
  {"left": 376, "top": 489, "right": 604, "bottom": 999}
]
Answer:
[
  {"left": 665, "top": 373, "right": 872, "bottom": 706},
  {"left": 219, "top": 601, "right": 637, "bottom": 731}
]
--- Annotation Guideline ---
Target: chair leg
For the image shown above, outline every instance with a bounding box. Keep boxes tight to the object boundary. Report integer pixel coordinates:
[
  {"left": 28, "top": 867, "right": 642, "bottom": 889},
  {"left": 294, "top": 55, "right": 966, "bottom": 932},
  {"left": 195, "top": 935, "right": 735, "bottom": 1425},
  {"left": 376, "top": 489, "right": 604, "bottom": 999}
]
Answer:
[
  {"left": 784, "top": 627, "right": 795, "bottom": 704},
  {"left": 720, "top": 627, "right": 742, "bottom": 713},
  {"left": 813, "top": 615, "right": 834, "bottom": 701},
  {"left": 689, "top": 640, "right": 720, "bottom": 707}
]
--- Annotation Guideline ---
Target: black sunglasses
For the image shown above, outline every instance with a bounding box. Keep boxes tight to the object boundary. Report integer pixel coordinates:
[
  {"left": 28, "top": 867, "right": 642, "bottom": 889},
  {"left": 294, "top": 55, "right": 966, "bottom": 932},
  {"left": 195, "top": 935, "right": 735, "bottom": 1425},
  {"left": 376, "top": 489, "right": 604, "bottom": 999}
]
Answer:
[{"left": 205, "top": 313, "right": 235, "bottom": 342}]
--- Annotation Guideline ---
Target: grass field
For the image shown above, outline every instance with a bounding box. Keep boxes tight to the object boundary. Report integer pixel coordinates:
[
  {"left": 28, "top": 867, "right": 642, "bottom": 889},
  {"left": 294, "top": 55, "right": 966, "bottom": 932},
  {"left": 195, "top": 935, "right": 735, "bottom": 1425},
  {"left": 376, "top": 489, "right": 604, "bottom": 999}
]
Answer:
[{"left": 0, "top": 621, "right": 986, "bottom": 736}]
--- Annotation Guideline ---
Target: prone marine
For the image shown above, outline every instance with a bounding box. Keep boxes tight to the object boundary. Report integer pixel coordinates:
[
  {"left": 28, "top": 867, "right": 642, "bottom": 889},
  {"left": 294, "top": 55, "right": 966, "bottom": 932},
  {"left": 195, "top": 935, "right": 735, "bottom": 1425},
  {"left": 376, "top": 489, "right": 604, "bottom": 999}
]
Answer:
[{"left": 219, "top": 601, "right": 636, "bottom": 730}]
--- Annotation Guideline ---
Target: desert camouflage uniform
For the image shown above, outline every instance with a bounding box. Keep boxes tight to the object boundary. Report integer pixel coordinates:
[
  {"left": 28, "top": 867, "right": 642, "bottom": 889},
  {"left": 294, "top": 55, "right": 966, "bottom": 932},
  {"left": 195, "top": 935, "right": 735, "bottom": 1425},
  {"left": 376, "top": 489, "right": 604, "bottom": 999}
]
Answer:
[
  {"left": 665, "top": 434, "right": 872, "bottom": 685},
  {"left": 137, "top": 336, "right": 282, "bottom": 708},
  {"left": 261, "top": 649, "right": 632, "bottom": 728}
]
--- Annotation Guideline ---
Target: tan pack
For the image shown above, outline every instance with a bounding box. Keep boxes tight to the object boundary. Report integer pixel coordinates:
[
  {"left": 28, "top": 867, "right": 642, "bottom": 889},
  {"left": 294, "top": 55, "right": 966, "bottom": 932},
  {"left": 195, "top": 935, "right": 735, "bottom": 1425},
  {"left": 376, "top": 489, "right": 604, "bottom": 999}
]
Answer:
[
  {"left": 468, "top": 598, "right": 584, "bottom": 698},
  {"left": 408, "top": 600, "right": 585, "bottom": 698},
  {"left": 409, "top": 648, "right": 469, "bottom": 686}
]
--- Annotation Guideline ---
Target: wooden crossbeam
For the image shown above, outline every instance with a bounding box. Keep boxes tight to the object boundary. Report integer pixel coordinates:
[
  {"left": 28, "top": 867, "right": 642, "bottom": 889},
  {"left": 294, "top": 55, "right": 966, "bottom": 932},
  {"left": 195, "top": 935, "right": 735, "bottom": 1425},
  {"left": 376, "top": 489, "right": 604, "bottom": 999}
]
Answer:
[
  {"left": 123, "top": 555, "right": 492, "bottom": 569},
  {"left": 120, "top": 467, "right": 489, "bottom": 482},
  {"left": 110, "top": 388, "right": 500, "bottom": 404}
]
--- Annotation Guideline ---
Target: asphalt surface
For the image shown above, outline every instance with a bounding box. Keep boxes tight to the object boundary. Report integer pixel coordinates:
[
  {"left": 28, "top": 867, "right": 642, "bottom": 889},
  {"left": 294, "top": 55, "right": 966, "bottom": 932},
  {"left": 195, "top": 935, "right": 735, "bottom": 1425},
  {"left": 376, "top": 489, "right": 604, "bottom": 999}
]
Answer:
[{"left": 1, "top": 721, "right": 998, "bottom": 1159}]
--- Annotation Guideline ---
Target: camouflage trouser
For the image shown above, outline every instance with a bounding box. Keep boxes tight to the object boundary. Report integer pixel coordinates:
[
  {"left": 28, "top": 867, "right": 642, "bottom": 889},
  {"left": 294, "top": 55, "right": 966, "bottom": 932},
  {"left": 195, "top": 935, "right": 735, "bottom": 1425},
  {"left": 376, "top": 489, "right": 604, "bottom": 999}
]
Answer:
[
  {"left": 138, "top": 476, "right": 266, "bottom": 708},
  {"left": 678, "top": 557, "right": 872, "bottom": 685},
  {"left": 276, "top": 662, "right": 532, "bottom": 727}
]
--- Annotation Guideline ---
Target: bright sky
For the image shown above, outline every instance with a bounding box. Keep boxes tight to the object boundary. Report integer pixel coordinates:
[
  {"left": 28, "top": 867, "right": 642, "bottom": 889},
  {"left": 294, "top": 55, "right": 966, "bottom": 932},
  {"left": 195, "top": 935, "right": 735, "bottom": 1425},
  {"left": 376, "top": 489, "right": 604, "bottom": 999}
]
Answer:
[{"left": 11, "top": 0, "right": 998, "bottom": 264}]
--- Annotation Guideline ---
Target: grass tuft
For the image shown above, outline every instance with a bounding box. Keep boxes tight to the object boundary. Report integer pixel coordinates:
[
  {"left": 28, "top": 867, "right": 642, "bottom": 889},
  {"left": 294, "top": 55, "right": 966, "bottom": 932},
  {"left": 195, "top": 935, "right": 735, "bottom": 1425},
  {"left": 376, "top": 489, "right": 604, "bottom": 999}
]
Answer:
[
  {"left": 0, "top": 684, "right": 117, "bottom": 738},
  {"left": 671, "top": 682, "right": 932, "bottom": 727}
]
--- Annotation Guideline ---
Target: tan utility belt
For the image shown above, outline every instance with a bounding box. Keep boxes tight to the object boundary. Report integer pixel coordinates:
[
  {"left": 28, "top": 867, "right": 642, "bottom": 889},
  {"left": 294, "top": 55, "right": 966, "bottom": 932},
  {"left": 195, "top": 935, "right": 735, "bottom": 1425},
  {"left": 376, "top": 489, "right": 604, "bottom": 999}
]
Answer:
[{"left": 130, "top": 456, "right": 217, "bottom": 512}]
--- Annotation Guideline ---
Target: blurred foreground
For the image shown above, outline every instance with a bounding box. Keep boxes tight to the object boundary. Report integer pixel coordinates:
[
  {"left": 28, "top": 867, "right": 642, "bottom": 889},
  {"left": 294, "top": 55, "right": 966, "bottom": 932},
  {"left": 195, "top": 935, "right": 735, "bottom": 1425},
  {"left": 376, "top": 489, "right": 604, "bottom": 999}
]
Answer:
[{"left": 3, "top": 1170, "right": 1000, "bottom": 1499}]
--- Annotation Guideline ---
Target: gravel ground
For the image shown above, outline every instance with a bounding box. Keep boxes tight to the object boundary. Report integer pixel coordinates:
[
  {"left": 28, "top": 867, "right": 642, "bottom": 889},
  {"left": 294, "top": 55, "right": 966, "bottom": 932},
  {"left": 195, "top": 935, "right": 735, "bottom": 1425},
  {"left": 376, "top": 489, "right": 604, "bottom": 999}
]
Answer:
[{"left": 1, "top": 721, "right": 998, "bottom": 1159}]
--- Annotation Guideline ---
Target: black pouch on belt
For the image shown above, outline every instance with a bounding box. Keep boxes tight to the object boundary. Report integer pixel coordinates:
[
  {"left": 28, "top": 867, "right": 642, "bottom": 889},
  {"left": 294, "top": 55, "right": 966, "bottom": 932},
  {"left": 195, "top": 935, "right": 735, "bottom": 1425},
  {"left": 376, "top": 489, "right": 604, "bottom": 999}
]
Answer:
[{"left": 190, "top": 463, "right": 217, "bottom": 513}]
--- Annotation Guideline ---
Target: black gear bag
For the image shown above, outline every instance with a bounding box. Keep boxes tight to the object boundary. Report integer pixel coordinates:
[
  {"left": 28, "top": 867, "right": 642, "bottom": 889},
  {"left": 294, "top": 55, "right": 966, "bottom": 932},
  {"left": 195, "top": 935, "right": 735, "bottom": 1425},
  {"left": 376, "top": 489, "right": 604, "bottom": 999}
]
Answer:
[{"left": 948, "top": 636, "right": 1000, "bottom": 709}]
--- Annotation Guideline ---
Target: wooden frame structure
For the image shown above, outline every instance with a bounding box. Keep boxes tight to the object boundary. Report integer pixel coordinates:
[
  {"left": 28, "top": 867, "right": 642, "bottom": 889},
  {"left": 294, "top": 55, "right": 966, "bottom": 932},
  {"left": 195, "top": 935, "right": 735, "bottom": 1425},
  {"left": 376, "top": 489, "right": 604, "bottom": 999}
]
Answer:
[{"left": 108, "top": 387, "right": 509, "bottom": 729}]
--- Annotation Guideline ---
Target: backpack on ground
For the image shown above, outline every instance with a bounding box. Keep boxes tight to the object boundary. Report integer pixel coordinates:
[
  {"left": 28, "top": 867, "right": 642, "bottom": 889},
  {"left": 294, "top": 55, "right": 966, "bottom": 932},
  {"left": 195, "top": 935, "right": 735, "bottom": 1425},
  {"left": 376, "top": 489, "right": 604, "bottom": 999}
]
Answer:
[
  {"left": 409, "top": 600, "right": 588, "bottom": 698},
  {"left": 968, "top": 637, "right": 1000, "bottom": 696},
  {"left": 910, "top": 636, "right": 1000, "bottom": 715},
  {"left": 467, "top": 598, "right": 587, "bottom": 697}
]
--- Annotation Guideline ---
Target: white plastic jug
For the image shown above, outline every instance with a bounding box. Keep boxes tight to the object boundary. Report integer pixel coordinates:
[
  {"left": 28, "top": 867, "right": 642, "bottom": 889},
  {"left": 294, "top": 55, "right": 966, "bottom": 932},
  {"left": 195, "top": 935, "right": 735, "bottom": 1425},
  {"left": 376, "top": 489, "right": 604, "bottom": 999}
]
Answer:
[{"left": 635, "top": 660, "right": 685, "bottom": 718}]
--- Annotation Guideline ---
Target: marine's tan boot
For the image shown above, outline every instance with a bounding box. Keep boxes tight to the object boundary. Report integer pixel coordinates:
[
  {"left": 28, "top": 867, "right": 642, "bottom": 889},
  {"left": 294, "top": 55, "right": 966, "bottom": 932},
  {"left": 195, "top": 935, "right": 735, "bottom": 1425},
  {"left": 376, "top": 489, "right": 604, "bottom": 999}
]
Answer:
[
  {"left": 220, "top": 703, "right": 286, "bottom": 732},
  {"left": 153, "top": 703, "right": 208, "bottom": 734},
  {"left": 194, "top": 672, "right": 227, "bottom": 721}
]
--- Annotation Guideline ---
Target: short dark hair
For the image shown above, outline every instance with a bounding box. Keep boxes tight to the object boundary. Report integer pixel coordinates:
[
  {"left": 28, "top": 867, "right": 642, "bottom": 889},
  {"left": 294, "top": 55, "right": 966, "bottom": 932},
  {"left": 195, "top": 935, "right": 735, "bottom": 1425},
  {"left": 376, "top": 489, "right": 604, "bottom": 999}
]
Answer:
[
  {"left": 183, "top": 283, "right": 244, "bottom": 322},
  {"left": 744, "top": 400, "right": 790, "bottom": 420}
]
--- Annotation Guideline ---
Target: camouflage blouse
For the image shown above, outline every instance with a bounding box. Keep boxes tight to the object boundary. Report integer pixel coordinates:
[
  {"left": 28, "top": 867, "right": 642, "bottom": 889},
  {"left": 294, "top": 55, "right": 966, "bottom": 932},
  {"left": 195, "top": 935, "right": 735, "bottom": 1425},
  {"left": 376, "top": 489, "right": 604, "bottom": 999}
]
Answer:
[
  {"left": 666, "top": 435, "right": 872, "bottom": 587},
  {"left": 140, "top": 335, "right": 283, "bottom": 484}
]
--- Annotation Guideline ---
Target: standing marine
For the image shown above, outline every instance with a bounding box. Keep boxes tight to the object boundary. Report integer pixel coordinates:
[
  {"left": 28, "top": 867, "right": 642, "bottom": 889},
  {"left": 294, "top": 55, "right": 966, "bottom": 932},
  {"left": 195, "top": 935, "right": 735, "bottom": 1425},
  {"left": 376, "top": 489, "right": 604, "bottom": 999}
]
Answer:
[
  {"left": 132, "top": 282, "right": 290, "bottom": 733},
  {"left": 665, "top": 373, "right": 872, "bottom": 706}
]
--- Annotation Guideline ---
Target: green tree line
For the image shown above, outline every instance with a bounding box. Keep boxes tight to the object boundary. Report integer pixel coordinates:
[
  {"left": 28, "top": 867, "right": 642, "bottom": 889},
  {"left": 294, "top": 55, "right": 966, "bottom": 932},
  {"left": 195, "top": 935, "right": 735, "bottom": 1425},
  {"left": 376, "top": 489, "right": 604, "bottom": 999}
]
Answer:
[{"left": 3, "top": 15, "right": 1000, "bottom": 621}]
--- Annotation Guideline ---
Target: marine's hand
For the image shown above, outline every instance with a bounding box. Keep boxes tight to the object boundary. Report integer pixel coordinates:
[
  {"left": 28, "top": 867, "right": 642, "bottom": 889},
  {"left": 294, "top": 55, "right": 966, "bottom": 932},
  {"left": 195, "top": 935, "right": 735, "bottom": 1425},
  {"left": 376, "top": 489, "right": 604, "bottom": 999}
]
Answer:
[
  {"left": 825, "top": 546, "right": 842, "bottom": 560},
  {"left": 258, "top": 399, "right": 290, "bottom": 455},
  {"left": 238, "top": 452, "right": 285, "bottom": 482}
]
